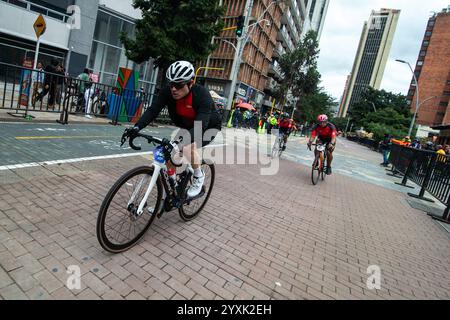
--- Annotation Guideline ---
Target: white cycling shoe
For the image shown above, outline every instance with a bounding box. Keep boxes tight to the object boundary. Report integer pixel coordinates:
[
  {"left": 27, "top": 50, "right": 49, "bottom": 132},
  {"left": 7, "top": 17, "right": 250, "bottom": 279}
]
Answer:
[{"left": 187, "top": 171, "right": 205, "bottom": 198}]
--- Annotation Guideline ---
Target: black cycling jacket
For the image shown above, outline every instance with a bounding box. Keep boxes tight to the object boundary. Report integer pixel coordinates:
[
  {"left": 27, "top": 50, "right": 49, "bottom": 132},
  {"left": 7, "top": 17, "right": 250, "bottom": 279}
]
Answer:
[{"left": 135, "top": 84, "right": 222, "bottom": 143}]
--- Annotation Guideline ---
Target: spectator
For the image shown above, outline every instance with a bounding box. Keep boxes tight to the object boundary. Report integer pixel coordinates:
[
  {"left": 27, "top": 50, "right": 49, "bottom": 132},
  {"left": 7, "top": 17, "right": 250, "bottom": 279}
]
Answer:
[
  {"left": 76, "top": 68, "right": 92, "bottom": 112},
  {"left": 55, "top": 64, "right": 65, "bottom": 105},
  {"left": 410, "top": 139, "right": 421, "bottom": 149},
  {"left": 31, "top": 62, "right": 45, "bottom": 107},
  {"left": 436, "top": 145, "right": 447, "bottom": 163},
  {"left": 379, "top": 134, "right": 392, "bottom": 167},
  {"left": 436, "top": 145, "right": 446, "bottom": 156},
  {"left": 232, "top": 108, "right": 242, "bottom": 129},
  {"left": 402, "top": 136, "right": 412, "bottom": 147},
  {"left": 35, "top": 59, "right": 59, "bottom": 109},
  {"left": 445, "top": 145, "right": 450, "bottom": 155}
]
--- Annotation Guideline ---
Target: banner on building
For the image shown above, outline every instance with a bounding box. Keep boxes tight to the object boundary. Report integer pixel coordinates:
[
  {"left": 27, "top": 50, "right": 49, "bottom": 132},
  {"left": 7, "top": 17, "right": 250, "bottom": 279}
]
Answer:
[
  {"left": 18, "top": 59, "right": 34, "bottom": 108},
  {"left": 107, "top": 68, "right": 141, "bottom": 123}
]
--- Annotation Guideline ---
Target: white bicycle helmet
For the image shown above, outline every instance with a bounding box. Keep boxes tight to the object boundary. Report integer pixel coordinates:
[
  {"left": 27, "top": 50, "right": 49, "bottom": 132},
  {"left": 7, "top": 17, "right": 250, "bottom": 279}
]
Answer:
[{"left": 166, "top": 61, "right": 195, "bottom": 83}]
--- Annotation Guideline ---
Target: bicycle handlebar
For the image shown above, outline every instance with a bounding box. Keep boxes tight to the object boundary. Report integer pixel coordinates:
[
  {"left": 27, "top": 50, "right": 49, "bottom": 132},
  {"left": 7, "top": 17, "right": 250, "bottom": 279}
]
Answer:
[{"left": 124, "top": 133, "right": 184, "bottom": 167}]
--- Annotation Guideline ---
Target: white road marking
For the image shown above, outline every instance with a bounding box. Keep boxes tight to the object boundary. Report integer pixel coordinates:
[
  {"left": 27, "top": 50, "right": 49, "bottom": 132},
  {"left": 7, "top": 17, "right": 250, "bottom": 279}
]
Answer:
[{"left": 0, "top": 152, "right": 153, "bottom": 171}]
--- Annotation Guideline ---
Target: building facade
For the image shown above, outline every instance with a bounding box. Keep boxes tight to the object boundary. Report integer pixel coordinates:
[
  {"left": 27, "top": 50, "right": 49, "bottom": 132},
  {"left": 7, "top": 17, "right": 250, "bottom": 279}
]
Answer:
[
  {"left": 201, "top": 0, "right": 328, "bottom": 114},
  {"left": 302, "top": 0, "right": 329, "bottom": 39},
  {"left": 338, "top": 8, "right": 400, "bottom": 118},
  {"left": 0, "top": 0, "right": 157, "bottom": 92},
  {"left": 200, "top": 0, "right": 285, "bottom": 109},
  {"left": 407, "top": 8, "right": 450, "bottom": 128}
]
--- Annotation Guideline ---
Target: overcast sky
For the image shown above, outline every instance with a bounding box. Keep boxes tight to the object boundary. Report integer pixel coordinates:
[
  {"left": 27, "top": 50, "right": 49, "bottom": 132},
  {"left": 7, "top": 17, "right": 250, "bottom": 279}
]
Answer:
[{"left": 317, "top": 0, "right": 449, "bottom": 101}]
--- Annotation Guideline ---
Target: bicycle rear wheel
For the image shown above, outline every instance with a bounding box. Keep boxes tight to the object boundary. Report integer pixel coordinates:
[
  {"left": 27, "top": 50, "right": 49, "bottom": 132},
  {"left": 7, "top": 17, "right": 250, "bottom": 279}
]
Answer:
[
  {"left": 311, "top": 156, "right": 320, "bottom": 185},
  {"left": 179, "top": 161, "right": 215, "bottom": 222},
  {"left": 96, "top": 166, "right": 163, "bottom": 253}
]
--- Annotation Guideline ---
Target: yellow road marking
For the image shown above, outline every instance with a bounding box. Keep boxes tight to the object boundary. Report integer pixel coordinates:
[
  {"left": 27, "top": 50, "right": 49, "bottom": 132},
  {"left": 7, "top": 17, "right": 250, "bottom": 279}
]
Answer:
[{"left": 15, "top": 136, "right": 117, "bottom": 140}]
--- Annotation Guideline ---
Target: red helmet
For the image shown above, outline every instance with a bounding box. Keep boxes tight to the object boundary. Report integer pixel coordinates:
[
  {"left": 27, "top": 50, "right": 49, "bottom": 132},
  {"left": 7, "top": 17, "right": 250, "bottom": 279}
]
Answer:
[{"left": 317, "top": 114, "right": 328, "bottom": 122}]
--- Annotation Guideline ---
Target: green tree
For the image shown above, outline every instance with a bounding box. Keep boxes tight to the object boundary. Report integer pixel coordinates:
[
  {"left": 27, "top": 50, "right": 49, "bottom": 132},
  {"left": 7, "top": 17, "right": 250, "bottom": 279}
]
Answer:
[
  {"left": 297, "top": 89, "right": 337, "bottom": 124},
  {"left": 349, "top": 87, "right": 412, "bottom": 129},
  {"left": 121, "top": 0, "right": 224, "bottom": 69},
  {"left": 332, "top": 117, "right": 351, "bottom": 132},
  {"left": 276, "top": 30, "right": 320, "bottom": 108}
]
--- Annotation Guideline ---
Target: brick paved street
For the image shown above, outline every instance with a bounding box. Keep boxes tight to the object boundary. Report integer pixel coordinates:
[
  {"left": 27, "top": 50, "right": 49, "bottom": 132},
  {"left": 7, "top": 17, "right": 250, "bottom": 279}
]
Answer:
[{"left": 0, "top": 139, "right": 449, "bottom": 300}]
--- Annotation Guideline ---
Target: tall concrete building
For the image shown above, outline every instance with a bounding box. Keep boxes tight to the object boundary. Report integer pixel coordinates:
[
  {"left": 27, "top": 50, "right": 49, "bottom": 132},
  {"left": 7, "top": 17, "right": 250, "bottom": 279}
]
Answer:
[
  {"left": 406, "top": 8, "right": 450, "bottom": 128},
  {"left": 338, "top": 8, "right": 400, "bottom": 118},
  {"left": 302, "top": 0, "right": 329, "bottom": 39},
  {"left": 0, "top": 0, "right": 158, "bottom": 91}
]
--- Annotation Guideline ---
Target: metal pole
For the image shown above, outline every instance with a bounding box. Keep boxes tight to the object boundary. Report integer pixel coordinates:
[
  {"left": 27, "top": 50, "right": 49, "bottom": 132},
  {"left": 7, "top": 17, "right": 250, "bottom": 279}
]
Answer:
[
  {"left": 226, "top": 0, "right": 253, "bottom": 112},
  {"left": 33, "top": 37, "right": 41, "bottom": 70},
  {"left": 408, "top": 63, "right": 419, "bottom": 137},
  {"left": 226, "top": 0, "right": 278, "bottom": 112},
  {"left": 344, "top": 117, "right": 351, "bottom": 135}
]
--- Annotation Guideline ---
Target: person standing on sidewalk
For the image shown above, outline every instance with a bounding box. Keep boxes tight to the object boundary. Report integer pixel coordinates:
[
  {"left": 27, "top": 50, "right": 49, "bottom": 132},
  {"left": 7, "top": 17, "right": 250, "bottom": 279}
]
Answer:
[
  {"left": 35, "top": 59, "right": 59, "bottom": 109},
  {"left": 379, "top": 134, "right": 392, "bottom": 167},
  {"left": 76, "top": 68, "right": 91, "bottom": 112},
  {"left": 31, "top": 62, "right": 45, "bottom": 107}
]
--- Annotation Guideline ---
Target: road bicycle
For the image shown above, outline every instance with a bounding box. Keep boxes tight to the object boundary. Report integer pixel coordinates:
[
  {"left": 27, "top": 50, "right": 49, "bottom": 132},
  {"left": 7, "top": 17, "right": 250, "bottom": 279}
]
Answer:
[
  {"left": 96, "top": 132, "right": 215, "bottom": 253},
  {"left": 271, "top": 132, "right": 287, "bottom": 158},
  {"left": 309, "top": 142, "right": 329, "bottom": 185}
]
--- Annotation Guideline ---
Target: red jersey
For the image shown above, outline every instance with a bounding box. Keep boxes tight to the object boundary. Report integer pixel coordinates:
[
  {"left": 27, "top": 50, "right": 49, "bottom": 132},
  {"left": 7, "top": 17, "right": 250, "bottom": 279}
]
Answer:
[
  {"left": 279, "top": 119, "right": 293, "bottom": 129},
  {"left": 175, "top": 92, "right": 196, "bottom": 123},
  {"left": 311, "top": 123, "right": 337, "bottom": 140}
]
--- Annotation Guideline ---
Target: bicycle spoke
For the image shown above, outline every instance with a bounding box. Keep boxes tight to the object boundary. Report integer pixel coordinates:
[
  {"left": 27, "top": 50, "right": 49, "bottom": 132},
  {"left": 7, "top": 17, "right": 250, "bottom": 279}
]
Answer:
[{"left": 101, "top": 171, "right": 159, "bottom": 247}]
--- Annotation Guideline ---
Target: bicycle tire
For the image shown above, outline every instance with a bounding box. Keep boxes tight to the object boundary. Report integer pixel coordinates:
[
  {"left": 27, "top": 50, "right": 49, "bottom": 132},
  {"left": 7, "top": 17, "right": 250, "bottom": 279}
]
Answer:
[
  {"left": 311, "top": 155, "right": 320, "bottom": 185},
  {"left": 179, "top": 161, "right": 215, "bottom": 222},
  {"left": 271, "top": 137, "right": 282, "bottom": 158},
  {"left": 321, "top": 168, "right": 326, "bottom": 181},
  {"left": 97, "top": 166, "right": 163, "bottom": 253}
]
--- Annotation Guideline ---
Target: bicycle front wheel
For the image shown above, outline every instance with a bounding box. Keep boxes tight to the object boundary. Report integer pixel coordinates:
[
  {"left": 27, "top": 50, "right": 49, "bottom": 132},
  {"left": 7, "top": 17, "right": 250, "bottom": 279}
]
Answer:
[
  {"left": 179, "top": 161, "right": 215, "bottom": 222},
  {"left": 271, "top": 138, "right": 281, "bottom": 158},
  {"left": 311, "top": 156, "right": 320, "bottom": 185},
  {"left": 96, "top": 166, "right": 163, "bottom": 253}
]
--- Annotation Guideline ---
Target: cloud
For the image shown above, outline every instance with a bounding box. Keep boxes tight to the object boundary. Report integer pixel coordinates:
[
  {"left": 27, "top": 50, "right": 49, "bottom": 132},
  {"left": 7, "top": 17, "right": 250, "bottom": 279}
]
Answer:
[{"left": 318, "top": 0, "right": 449, "bottom": 100}]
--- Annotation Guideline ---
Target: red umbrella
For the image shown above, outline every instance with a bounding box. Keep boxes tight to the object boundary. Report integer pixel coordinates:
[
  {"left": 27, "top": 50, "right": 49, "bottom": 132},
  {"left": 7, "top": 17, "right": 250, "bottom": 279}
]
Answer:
[{"left": 236, "top": 102, "right": 256, "bottom": 111}]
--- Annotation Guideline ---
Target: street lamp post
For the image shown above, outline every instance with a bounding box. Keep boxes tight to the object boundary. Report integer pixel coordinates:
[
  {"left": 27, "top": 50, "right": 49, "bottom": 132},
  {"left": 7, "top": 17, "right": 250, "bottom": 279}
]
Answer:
[
  {"left": 226, "top": 0, "right": 282, "bottom": 113},
  {"left": 396, "top": 59, "right": 419, "bottom": 137}
]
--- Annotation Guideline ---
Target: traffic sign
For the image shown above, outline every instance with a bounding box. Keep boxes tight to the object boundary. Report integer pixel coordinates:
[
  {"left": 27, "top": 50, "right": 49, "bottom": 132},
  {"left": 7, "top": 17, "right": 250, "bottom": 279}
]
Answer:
[{"left": 33, "top": 14, "right": 46, "bottom": 38}]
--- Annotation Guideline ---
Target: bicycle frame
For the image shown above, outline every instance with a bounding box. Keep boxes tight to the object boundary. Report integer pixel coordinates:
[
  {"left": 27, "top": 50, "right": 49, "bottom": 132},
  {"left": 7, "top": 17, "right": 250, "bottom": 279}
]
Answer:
[
  {"left": 134, "top": 153, "right": 195, "bottom": 217},
  {"left": 312, "top": 143, "right": 327, "bottom": 170}
]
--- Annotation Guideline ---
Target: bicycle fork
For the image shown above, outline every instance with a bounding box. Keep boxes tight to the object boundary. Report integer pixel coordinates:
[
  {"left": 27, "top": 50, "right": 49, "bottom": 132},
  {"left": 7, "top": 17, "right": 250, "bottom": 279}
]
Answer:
[{"left": 127, "top": 164, "right": 162, "bottom": 217}]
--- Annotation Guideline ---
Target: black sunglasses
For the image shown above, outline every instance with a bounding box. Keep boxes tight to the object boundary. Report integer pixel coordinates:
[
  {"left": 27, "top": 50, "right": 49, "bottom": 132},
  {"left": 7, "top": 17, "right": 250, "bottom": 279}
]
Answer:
[{"left": 169, "top": 82, "right": 188, "bottom": 90}]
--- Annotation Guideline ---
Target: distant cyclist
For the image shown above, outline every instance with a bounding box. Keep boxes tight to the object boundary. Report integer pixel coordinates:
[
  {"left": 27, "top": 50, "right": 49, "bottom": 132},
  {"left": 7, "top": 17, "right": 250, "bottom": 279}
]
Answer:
[
  {"left": 278, "top": 113, "right": 294, "bottom": 151},
  {"left": 307, "top": 115, "right": 337, "bottom": 175},
  {"left": 123, "top": 61, "right": 222, "bottom": 198}
]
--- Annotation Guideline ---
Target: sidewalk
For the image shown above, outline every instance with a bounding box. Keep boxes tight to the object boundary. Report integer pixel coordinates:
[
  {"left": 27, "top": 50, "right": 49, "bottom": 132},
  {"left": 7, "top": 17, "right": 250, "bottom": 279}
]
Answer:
[
  {"left": 0, "top": 109, "right": 117, "bottom": 125},
  {"left": 0, "top": 144, "right": 449, "bottom": 300}
]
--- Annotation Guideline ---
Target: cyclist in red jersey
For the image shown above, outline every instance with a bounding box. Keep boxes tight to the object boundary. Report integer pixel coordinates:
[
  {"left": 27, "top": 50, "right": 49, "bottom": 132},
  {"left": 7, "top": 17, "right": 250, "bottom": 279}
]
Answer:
[
  {"left": 278, "top": 113, "right": 294, "bottom": 151},
  {"left": 123, "top": 61, "right": 221, "bottom": 198},
  {"left": 307, "top": 114, "right": 337, "bottom": 175}
]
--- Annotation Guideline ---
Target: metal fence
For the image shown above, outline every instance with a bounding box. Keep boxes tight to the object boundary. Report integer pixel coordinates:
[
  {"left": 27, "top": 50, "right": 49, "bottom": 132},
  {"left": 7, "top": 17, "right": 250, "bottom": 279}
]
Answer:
[
  {"left": 0, "top": 61, "right": 171, "bottom": 125},
  {"left": 389, "top": 143, "right": 450, "bottom": 223},
  {"left": 346, "top": 135, "right": 380, "bottom": 151}
]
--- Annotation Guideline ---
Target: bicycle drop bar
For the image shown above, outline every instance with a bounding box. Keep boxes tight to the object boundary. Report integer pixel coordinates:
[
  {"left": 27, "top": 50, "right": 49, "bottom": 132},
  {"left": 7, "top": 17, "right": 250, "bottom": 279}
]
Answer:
[{"left": 127, "top": 133, "right": 184, "bottom": 167}]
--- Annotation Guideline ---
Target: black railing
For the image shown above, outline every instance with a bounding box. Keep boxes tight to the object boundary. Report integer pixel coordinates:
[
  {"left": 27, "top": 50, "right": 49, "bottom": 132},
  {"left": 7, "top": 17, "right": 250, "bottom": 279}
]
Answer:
[
  {"left": 346, "top": 135, "right": 380, "bottom": 151},
  {"left": 0, "top": 62, "right": 171, "bottom": 125},
  {"left": 389, "top": 143, "right": 450, "bottom": 223}
]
